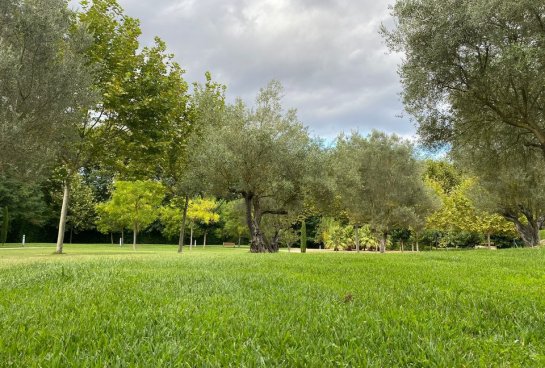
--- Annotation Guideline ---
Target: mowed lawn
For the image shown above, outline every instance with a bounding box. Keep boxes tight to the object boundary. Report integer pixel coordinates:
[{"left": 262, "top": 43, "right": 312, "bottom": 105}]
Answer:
[{"left": 0, "top": 244, "right": 544, "bottom": 367}]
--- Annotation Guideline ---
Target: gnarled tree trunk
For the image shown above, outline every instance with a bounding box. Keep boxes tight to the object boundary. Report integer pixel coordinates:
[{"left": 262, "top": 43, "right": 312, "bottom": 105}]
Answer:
[
  {"left": 244, "top": 193, "right": 277, "bottom": 253},
  {"left": 504, "top": 211, "right": 543, "bottom": 247},
  {"left": 268, "top": 229, "right": 280, "bottom": 253}
]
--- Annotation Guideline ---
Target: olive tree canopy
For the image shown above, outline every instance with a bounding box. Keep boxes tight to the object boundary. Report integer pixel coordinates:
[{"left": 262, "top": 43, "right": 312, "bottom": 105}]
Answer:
[
  {"left": 194, "top": 81, "right": 312, "bottom": 253},
  {"left": 383, "top": 0, "right": 545, "bottom": 155}
]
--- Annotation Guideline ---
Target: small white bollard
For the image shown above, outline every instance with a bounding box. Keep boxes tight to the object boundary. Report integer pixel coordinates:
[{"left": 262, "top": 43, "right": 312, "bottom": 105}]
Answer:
[{"left": 22, "top": 234, "right": 26, "bottom": 247}]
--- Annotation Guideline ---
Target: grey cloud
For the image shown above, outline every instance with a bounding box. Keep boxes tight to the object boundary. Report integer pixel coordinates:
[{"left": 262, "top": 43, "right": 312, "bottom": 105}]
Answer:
[{"left": 115, "top": 0, "right": 412, "bottom": 138}]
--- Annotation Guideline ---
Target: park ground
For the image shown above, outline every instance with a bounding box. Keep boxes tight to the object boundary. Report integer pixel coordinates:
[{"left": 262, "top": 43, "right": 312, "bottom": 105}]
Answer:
[{"left": 0, "top": 244, "right": 544, "bottom": 366}]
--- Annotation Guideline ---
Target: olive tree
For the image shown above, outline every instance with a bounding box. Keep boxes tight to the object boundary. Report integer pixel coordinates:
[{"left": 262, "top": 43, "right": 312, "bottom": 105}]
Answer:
[
  {"left": 195, "top": 81, "right": 312, "bottom": 253},
  {"left": 453, "top": 137, "right": 545, "bottom": 247},
  {"left": 383, "top": 0, "right": 545, "bottom": 156},
  {"left": 0, "top": 0, "right": 94, "bottom": 179},
  {"left": 331, "top": 131, "right": 435, "bottom": 253}
]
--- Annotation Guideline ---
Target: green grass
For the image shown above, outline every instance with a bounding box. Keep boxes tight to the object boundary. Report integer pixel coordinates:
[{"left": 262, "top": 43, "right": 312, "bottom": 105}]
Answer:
[{"left": 1, "top": 244, "right": 544, "bottom": 367}]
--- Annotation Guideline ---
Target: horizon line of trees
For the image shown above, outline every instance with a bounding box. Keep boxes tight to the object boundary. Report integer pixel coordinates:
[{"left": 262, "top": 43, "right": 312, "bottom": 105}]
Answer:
[{"left": 1, "top": 0, "right": 544, "bottom": 253}]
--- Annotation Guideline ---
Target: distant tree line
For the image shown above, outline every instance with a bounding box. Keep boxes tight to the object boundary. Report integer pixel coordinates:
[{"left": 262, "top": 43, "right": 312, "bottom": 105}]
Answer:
[{"left": 1, "top": 0, "right": 543, "bottom": 251}]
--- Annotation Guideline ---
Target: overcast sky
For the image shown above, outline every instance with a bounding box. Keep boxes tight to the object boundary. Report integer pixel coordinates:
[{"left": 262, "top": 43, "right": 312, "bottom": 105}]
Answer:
[{"left": 99, "top": 0, "right": 411, "bottom": 139}]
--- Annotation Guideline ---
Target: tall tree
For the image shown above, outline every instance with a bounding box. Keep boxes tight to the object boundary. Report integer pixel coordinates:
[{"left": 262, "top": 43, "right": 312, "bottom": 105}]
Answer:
[
  {"left": 383, "top": 0, "right": 545, "bottom": 156},
  {"left": 195, "top": 81, "right": 312, "bottom": 253},
  {"left": 331, "top": 131, "right": 434, "bottom": 253},
  {"left": 161, "top": 73, "right": 225, "bottom": 253},
  {"left": 53, "top": 0, "right": 189, "bottom": 253},
  {"left": 0, "top": 0, "right": 94, "bottom": 180}
]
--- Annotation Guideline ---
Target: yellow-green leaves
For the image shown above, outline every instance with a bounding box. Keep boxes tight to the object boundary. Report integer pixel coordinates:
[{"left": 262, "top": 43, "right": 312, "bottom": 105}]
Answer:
[{"left": 96, "top": 181, "right": 164, "bottom": 243}]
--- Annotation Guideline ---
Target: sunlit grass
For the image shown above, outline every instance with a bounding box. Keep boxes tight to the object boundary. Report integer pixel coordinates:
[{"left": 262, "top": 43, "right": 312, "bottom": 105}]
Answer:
[{"left": 0, "top": 244, "right": 544, "bottom": 366}]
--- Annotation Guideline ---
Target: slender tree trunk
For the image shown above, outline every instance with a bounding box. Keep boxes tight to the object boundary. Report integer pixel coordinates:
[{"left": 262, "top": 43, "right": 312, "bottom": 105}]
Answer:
[
  {"left": 487, "top": 233, "right": 491, "bottom": 248},
  {"left": 178, "top": 194, "right": 189, "bottom": 253},
  {"left": 121, "top": 229, "right": 124, "bottom": 246},
  {"left": 411, "top": 242, "right": 414, "bottom": 252},
  {"left": 1, "top": 206, "right": 9, "bottom": 246},
  {"left": 132, "top": 224, "right": 137, "bottom": 251},
  {"left": 203, "top": 230, "right": 207, "bottom": 247},
  {"left": 55, "top": 181, "right": 70, "bottom": 254},
  {"left": 238, "top": 235, "right": 241, "bottom": 247},
  {"left": 69, "top": 226, "right": 73, "bottom": 245},
  {"left": 110, "top": 232, "right": 114, "bottom": 245},
  {"left": 354, "top": 224, "right": 360, "bottom": 253},
  {"left": 190, "top": 225, "right": 193, "bottom": 250},
  {"left": 416, "top": 238, "right": 419, "bottom": 252},
  {"left": 401, "top": 240, "right": 404, "bottom": 253},
  {"left": 380, "top": 232, "right": 387, "bottom": 253}
]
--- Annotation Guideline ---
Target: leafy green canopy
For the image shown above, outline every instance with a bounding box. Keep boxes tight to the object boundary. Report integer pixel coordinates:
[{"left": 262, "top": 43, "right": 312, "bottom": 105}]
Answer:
[
  {"left": 383, "top": 0, "right": 545, "bottom": 155},
  {"left": 160, "top": 197, "right": 219, "bottom": 240},
  {"left": 79, "top": 0, "right": 190, "bottom": 179},
  {"left": 194, "top": 81, "right": 313, "bottom": 252},
  {"left": 0, "top": 0, "right": 94, "bottom": 179},
  {"left": 331, "top": 131, "right": 434, "bottom": 235},
  {"left": 96, "top": 181, "right": 164, "bottom": 245}
]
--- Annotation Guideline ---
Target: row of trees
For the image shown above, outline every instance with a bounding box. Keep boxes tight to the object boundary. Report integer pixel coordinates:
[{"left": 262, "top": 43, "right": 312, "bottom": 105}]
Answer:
[{"left": 1, "top": 0, "right": 544, "bottom": 252}]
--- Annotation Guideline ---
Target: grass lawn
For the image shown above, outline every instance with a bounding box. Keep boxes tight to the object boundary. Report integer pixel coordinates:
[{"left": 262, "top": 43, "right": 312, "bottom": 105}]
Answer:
[{"left": 0, "top": 244, "right": 544, "bottom": 367}]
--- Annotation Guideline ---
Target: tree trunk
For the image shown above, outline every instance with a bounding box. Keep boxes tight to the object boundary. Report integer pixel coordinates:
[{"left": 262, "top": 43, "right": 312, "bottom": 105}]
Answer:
[
  {"left": 505, "top": 213, "right": 542, "bottom": 247},
  {"left": 244, "top": 195, "right": 268, "bottom": 253},
  {"left": 132, "top": 224, "right": 137, "bottom": 251},
  {"left": 203, "top": 231, "right": 207, "bottom": 247},
  {"left": 354, "top": 224, "right": 360, "bottom": 253},
  {"left": 238, "top": 235, "right": 241, "bottom": 247},
  {"left": 121, "top": 229, "right": 124, "bottom": 246},
  {"left": 55, "top": 181, "right": 70, "bottom": 254},
  {"left": 110, "top": 232, "right": 114, "bottom": 245},
  {"left": 401, "top": 240, "right": 404, "bottom": 253},
  {"left": 270, "top": 230, "right": 280, "bottom": 253},
  {"left": 514, "top": 221, "right": 539, "bottom": 247},
  {"left": 487, "top": 233, "right": 491, "bottom": 249},
  {"left": 1, "top": 206, "right": 9, "bottom": 246},
  {"left": 416, "top": 239, "right": 419, "bottom": 252},
  {"left": 190, "top": 225, "right": 193, "bottom": 250},
  {"left": 380, "top": 232, "right": 387, "bottom": 253},
  {"left": 69, "top": 225, "right": 73, "bottom": 245},
  {"left": 178, "top": 194, "right": 189, "bottom": 253}
]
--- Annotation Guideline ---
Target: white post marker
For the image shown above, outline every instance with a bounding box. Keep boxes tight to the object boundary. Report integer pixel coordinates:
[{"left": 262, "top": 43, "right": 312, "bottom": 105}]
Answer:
[{"left": 22, "top": 234, "right": 26, "bottom": 247}]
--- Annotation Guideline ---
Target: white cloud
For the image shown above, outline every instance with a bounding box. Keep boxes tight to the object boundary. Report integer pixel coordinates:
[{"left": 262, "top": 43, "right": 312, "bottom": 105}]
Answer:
[{"left": 111, "top": 0, "right": 412, "bottom": 138}]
